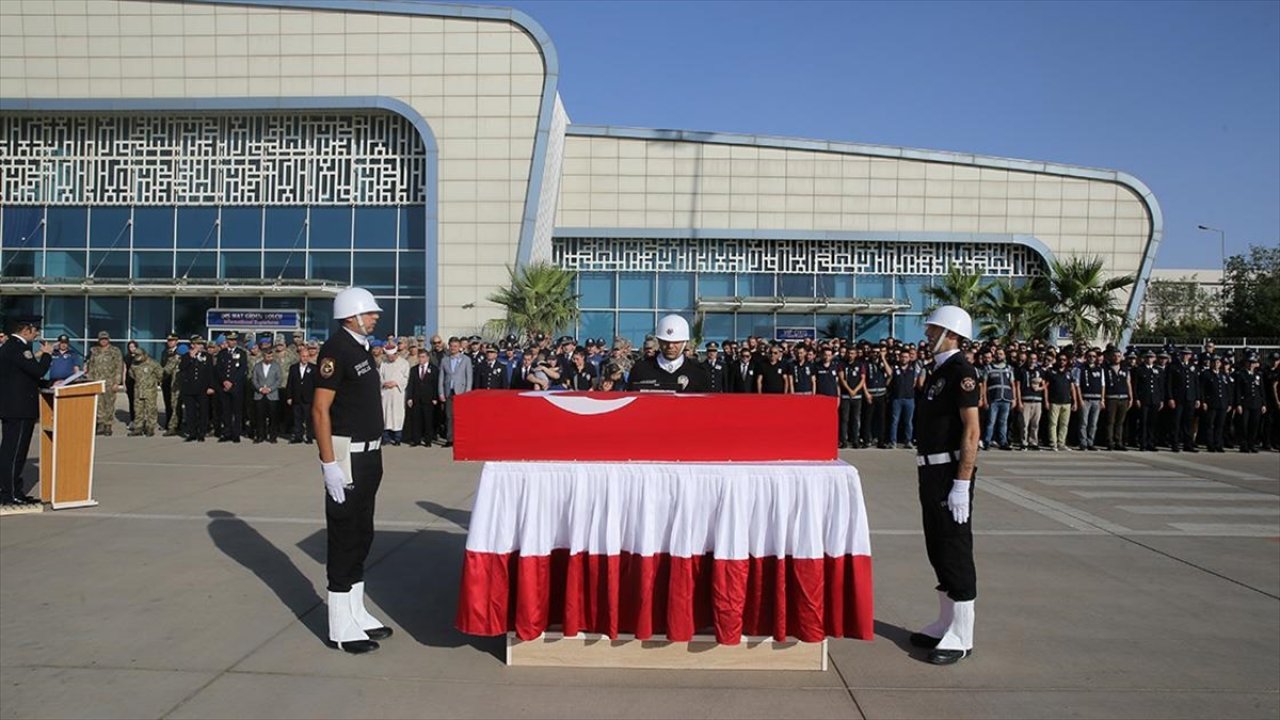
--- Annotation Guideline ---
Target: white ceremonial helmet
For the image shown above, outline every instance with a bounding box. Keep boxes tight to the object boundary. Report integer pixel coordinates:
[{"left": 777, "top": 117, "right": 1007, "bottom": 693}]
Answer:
[
  {"left": 333, "top": 287, "right": 383, "bottom": 320},
  {"left": 655, "top": 314, "right": 691, "bottom": 342},
  {"left": 924, "top": 305, "right": 973, "bottom": 340}
]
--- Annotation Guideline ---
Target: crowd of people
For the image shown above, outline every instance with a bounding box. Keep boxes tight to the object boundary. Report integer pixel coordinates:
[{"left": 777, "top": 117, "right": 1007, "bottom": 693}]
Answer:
[{"left": 10, "top": 326, "right": 1280, "bottom": 455}]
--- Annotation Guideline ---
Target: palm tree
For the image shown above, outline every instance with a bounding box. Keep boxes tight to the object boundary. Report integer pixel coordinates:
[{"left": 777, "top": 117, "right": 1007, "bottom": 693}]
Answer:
[
  {"left": 981, "top": 278, "right": 1049, "bottom": 341},
  {"left": 920, "top": 266, "right": 995, "bottom": 314},
  {"left": 1035, "top": 256, "right": 1135, "bottom": 345},
  {"left": 484, "top": 262, "right": 579, "bottom": 342}
]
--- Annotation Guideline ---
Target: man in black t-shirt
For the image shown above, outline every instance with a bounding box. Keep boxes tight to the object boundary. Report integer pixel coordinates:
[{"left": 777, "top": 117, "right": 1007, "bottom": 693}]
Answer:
[
  {"left": 313, "top": 287, "right": 394, "bottom": 655},
  {"left": 909, "top": 305, "right": 981, "bottom": 665}
]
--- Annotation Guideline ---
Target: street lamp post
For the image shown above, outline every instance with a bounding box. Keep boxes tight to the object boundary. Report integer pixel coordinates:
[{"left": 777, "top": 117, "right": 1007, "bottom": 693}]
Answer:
[{"left": 1196, "top": 224, "right": 1226, "bottom": 275}]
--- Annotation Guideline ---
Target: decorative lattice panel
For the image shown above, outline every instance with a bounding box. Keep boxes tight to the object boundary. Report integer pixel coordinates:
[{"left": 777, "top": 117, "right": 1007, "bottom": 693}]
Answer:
[
  {"left": 554, "top": 237, "right": 1043, "bottom": 276},
  {"left": 0, "top": 113, "right": 425, "bottom": 206}
]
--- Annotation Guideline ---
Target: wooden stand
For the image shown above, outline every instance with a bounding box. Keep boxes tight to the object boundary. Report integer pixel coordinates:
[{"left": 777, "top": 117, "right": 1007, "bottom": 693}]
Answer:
[
  {"left": 507, "top": 632, "right": 827, "bottom": 671},
  {"left": 39, "top": 381, "right": 103, "bottom": 510}
]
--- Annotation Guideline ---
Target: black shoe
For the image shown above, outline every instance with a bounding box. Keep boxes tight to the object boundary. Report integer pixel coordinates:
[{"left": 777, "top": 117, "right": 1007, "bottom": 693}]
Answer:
[
  {"left": 927, "top": 648, "right": 973, "bottom": 665},
  {"left": 198, "top": 437, "right": 205, "bottom": 442},
  {"left": 335, "top": 639, "right": 380, "bottom": 654},
  {"left": 268, "top": 438, "right": 278, "bottom": 444},
  {"left": 441, "top": 441, "right": 453, "bottom": 447},
  {"left": 233, "top": 438, "right": 241, "bottom": 443},
  {"left": 909, "top": 632, "right": 941, "bottom": 649},
  {"left": 364, "top": 626, "right": 393, "bottom": 641},
  {"left": 17, "top": 495, "right": 40, "bottom": 505},
  {"left": 1116, "top": 446, "right": 1128, "bottom": 452},
  {"left": 289, "top": 439, "right": 302, "bottom": 444},
  {"left": 218, "top": 437, "right": 231, "bottom": 443},
  {"left": 1086, "top": 446, "right": 1099, "bottom": 451},
  {"left": 1186, "top": 447, "right": 1200, "bottom": 453},
  {"left": 252, "top": 439, "right": 262, "bottom": 444},
  {"left": 185, "top": 437, "right": 197, "bottom": 442}
]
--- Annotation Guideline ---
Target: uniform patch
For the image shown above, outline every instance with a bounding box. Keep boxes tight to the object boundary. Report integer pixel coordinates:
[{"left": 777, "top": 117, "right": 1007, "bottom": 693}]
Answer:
[
  {"left": 927, "top": 377, "right": 947, "bottom": 399},
  {"left": 319, "top": 357, "right": 336, "bottom": 378},
  {"left": 961, "top": 376, "right": 977, "bottom": 392},
  {"left": 23, "top": 350, "right": 33, "bottom": 359}
]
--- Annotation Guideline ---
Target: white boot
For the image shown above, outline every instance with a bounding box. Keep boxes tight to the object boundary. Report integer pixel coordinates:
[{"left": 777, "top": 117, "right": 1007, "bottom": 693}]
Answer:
[
  {"left": 350, "top": 582, "right": 389, "bottom": 633},
  {"left": 918, "top": 591, "right": 954, "bottom": 639},
  {"left": 328, "top": 591, "right": 371, "bottom": 644},
  {"left": 936, "top": 599, "right": 974, "bottom": 651}
]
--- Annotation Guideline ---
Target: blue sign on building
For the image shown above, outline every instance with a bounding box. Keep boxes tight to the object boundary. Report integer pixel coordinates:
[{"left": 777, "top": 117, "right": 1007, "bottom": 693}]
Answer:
[
  {"left": 775, "top": 327, "right": 816, "bottom": 341},
  {"left": 206, "top": 309, "right": 302, "bottom": 331}
]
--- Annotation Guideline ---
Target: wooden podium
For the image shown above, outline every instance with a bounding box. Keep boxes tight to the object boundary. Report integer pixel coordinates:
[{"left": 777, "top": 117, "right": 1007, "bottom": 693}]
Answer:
[{"left": 39, "top": 381, "right": 103, "bottom": 510}]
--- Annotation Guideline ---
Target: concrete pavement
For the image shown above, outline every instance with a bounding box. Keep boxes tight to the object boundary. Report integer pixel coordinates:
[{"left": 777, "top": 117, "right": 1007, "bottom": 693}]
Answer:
[{"left": 1, "top": 431, "right": 1277, "bottom": 719}]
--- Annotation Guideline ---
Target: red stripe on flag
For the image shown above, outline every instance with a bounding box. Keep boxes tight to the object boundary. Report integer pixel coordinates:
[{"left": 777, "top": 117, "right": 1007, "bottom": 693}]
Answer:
[{"left": 456, "top": 550, "right": 874, "bottom": 644}]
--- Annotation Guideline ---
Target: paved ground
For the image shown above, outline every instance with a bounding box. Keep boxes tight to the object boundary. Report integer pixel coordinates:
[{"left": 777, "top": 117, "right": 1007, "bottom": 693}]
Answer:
[{"left": 1, "top": 423, "right": 1277, "bottom": 719}]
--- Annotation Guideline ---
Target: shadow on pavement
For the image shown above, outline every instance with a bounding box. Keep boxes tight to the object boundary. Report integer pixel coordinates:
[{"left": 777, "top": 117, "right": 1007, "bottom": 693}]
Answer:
[
  {"left": 206, "top": 510, "right": 328, "bottom": 643},
  {"left": 874, "top": 619, "right": 946, "bottom": 665},
  {"left": 416, "top": 500, "right": 471, "bottom": 530}
]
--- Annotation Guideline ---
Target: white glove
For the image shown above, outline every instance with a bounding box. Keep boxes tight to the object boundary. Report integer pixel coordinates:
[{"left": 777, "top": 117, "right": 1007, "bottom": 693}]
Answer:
[
  {"left": 322, "top": 461, "right": 348, "bottom": 504},
  {"left": 948, "top": 479, "right": 971, "bottom": 524}
]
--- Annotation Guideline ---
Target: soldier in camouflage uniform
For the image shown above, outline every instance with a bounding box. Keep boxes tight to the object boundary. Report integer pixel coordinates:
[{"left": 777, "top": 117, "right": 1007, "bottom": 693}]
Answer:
[
  {"left": 164, "top": 344, "right": 185, "bottom": 435},
  {"left": 128, "top": 348, "right": 163, "bottom": 436},
  {"left": 85, "top": 330, "right": 125, "bottom": 435}
]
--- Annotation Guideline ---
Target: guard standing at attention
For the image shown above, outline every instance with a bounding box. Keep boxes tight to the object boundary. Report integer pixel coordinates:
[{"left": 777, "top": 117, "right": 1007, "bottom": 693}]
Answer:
[
  {"left": 216, "top": 332, "right": 249, "bottom": 443},
  {"left": 1102, "top": 347, "right": 1132, "bottom": 451},
  {"left": 0, "top": 315, "right": 52, "bottom": 507},
  {"left": 1167, "top": 347, "right": 1201, "bottom": 452},
  {"left": 313, "top": 287, "right": 394, "bottom": 654},
  {"left": 1132, "top": 350, "right": 1165, "bottom": 451},
  {"left": 1235, "top": 353, "right": 1266, "bottom": 453},
  {"left": 703, "top": 342, "right": 727, "bottom": 393},
  {"left": 627, "top": 314, "right": 711, "bottom": 392},
  {"left": 180, "top": 336, "right": 215, "bottom": 442},
  {"left": 909, "top": 305, "right": 981, "bottom": 665}
]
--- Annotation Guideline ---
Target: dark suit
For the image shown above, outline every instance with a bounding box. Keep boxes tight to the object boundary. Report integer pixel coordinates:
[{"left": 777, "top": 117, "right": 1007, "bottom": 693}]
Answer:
[
  {"left": 288, "top": 361, "right": 317, "bottom": 442},
  {"left": 405, "top": 361, "right": 438, "bottom": 445},
  {"left": 0, "top": 337, "right": 52, "bottom": 502},
  {"left": 726, "top": 359, "right": 757, "bottom": 394},
  {"left": 509, "top": 361, "right": 538, "bottom": 390}
]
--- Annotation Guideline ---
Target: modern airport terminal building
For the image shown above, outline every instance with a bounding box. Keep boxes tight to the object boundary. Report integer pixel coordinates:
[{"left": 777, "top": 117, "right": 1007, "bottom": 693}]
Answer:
[{"left": 0, "top": 0, "right": 1162, "bottom": 353}]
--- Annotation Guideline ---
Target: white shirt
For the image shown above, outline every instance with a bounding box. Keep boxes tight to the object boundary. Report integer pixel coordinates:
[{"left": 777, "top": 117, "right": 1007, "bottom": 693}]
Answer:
[
  {"left": 932, "top": 348, "right": 960, "bottom": 368},
  {"left": 343, "top": 326, "right": 369, "bottom": 350},
  {"left": 657, "top": 354, "right": 685, "bottom": 373}
]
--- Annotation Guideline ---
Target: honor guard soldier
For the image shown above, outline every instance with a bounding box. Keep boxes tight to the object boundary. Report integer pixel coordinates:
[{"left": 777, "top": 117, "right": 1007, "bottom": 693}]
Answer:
[
  {"left": 1132, "top": 350, "right": 1165, "bottom": 451},
  {"left": 0, "top": 315, "right": 52, "bottom": 506},
  {"left": 1102, "top": 347, "right": 1132, "bottom": 451},
  {"left": 1167, "top": 347, "right": 1201, "bottom": 452},
  {"left": 1235, "top": 353, "right": 1266, "bottom": 453},
  {"left": 215, "top": 331, "right": 249, "bottom": 443},
  {"left": 313, "top": 287, "right": 394, "bottom": 654},
  {"left": 627, "top": 314, "right": 711, "bottom": 392},
  {"left": 1199, "top": 354, "right": 1234, "bottom": 453},
  {"left": 909, "top": 305, "right": 981, "bottom": 665},
  {"left": 703, "top": 342, "right": 727, "bottom": 392}
]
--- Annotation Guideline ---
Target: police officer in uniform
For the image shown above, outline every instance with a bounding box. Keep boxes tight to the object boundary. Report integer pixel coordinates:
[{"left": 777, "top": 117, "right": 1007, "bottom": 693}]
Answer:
[
  {"left": 313, "top": 287, "right": 394, "bottom": 654},
  {"left": 1132, "top": 350, "right": 1164, "bottom": 451},
  {"left": 1199, "top": 354, "right": 1233, "bottom": 453},
  {"left": 909, "top": 305, "right": 981, "bottom": 665},
  {"left": 1235, "top": 353, "right": 1266, "bottom": 453},
  {"left": 216, "top": 331, "right": 249, "bottom": 443},
  {"left": 703, "top": 342, "right": 727, "bottom": 392},
  {"left": 1102, "top": 347, "right": 1132, "bottom": 451},
  {"left": 627, "top": 314, "right": 711, "bottom": 392},
  {"left": 180, "top": 336, "right": 215, "bottom": 442},
  {"left": 0, "top": 315, "right": 52, "bottom": 506},
  {"left": 1167, "top": 347, "right": 1201, "bottom": 452}
]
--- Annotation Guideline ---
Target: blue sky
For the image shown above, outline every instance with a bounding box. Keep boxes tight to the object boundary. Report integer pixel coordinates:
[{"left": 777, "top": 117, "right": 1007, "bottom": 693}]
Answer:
[{"left": 495, "top": 0, "right": 1280, "bottom": 270}]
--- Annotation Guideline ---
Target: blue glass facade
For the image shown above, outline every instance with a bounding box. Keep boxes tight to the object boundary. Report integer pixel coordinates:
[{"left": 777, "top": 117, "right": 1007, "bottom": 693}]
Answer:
[
  {"left": 573, "top": 270, "right": 1008, "bottom": 346},
  {"left": 0, "top": 204, "right": 428, "bottom": 357}
]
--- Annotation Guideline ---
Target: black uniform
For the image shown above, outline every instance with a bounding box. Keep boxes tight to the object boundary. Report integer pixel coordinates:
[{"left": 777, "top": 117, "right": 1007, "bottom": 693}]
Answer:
[
  {"left": 1132, "top": 363, "right": 1165, "bottom": 450},
  {"left": 216, "top": 344, "right": 249, "bottom": 441},
  {"left": 0, "top": 336, "right": 52, "bottom": 504},
  {"left": 1235, "top": 367, "right": 1265, "bottom": 453},
  {"left": 179, "top": 350, "right": 215, "bottom": 441},
  {"left": 627, "top": 355, "right": 712, "bottom": 392},
  {"left": 1199, "top": 367, "right": 1233, "bottom": 452},
  {"left": 793, "top": 361, "right": 815, "bottom": 394},
  {"left": 916, "top": 352, "right": 981, "bottom": 603},
  {"left": 316, "top": 329, "right": 385, "bottom": 592},
  {"left": 473, "top": 358, "right": 508, "bottom": 390},
  {"left": 562, "top": 362, "right": 596, "bottom": 391},
  {"left": 863, "top": 360, "right": 890, "bottom": 447},
  {"left": 840, "top": 360, "right": 864, "bottom": 447},
  {"left": 1166, "top": 358, "right": 1200, "bottom": 451},
  {"left": 704, "top": 355, "right": 727, "bottom": 393}
]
